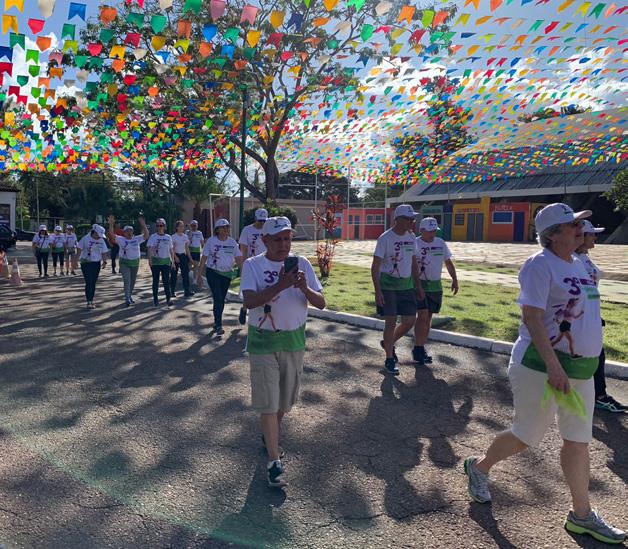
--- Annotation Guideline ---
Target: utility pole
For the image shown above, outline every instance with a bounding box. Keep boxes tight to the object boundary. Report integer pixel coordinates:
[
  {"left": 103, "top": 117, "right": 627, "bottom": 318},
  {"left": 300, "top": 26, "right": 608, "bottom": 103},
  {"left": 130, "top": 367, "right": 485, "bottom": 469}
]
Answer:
[
  {"left": 239, "top": 87, "right": 249, "bottom": 234},
  {"left": 313, "top": 171, "right": 318, "bottom": 240}
]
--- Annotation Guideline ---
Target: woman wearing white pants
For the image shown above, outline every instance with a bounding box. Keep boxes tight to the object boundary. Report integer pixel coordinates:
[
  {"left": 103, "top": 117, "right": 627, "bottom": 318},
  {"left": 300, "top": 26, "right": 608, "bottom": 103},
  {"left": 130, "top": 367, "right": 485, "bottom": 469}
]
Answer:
[{"left": 464, "top": 203, "right": 625, "bottom": 545}]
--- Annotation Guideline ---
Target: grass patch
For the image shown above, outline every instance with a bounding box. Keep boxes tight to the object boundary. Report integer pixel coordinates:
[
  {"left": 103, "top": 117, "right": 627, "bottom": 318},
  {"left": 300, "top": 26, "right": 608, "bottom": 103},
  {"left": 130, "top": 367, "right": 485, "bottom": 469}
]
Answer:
[
  {"left": 455, "top": 262, "right": 520, "bottom": 276},
  {"left": 232, "top": 262, "right": 627, "bottom": 362}
]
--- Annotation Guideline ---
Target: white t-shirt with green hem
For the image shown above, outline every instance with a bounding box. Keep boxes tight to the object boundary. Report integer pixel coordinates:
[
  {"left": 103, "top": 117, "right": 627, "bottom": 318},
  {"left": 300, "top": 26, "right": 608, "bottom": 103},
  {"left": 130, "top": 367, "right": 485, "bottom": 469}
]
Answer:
[
  {"left": 51, "top": 234, "right": 66, "bottom": 252},
  {"left": 187, "top": 230, "right": 204, "bottom": 252},
  {"left": 239, "top": 224, "right": 267, "bottom": 257},
  {"left": 115, "top": 235, "right": 145, "bottom": 266},
  {"left": 415, "top": 236, "right": 452, "bottom": 292},
  {"left": 33, "top": 234, "right": 51, "bottom": 251},
  {"left": 373, "top": 228, "right": 417, "bottom": 290},
  {"left": 146, "top": 233, "right": 173, "bottom": 266},
  {"left": 241, "top": 254, "right": 323, "bottom": 354},
  {"left": 65, "top": 234, "right": 77, "bottom": 251}
]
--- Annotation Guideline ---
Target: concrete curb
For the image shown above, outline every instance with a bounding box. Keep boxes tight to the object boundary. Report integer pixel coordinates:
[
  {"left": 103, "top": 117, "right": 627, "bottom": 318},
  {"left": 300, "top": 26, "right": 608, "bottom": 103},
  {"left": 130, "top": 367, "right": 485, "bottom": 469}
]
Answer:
[{"left": 228, "top": 291, "right": 628, "bottom": 380}]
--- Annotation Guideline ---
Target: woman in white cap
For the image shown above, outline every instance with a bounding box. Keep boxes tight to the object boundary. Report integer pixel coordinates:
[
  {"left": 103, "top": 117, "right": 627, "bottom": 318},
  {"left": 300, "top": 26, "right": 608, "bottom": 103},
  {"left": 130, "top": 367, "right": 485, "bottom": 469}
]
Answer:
[
  {"left": 198, "top": 219, "right": 243, "bottom": 334},
  {"left": 238, "top": 208, "right": 268, "bottom": 324},
  {"left": 64, "top": 225, "right": 78, "bottom": 275},
  {"left": 170, "top": 220, "right": 195, "bottom": 298},
  {"left": 575, "top": 221, "right": 626, "bottom": 414},
  {"left": 50, "top": 225, "right": 66, "bottom": 276},
  {"left": 464, "top": 203, "right": 625, "bottom": 545},
  {"left": 146, "top": 218, "right": 175, "bottom": 307},
  {"left": 32, "top": 225, "right": 51, "bottom": 278},
  {"left": 187, "top": 220, "right": 204, "bottom": 286},
  {"left": 108, "top": 214, "right": 149, "bottom": 306},
  {"left": 77, "top": 224, "right": 109, "bottom": 309}
]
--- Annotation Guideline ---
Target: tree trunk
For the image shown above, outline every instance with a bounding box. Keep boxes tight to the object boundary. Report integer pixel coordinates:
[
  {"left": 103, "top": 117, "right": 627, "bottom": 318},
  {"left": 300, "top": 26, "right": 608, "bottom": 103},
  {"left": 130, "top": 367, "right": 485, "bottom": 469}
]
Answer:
[
  {"left": 193, "top": 201, "right": 201, "bottom": 220},
  {"left": 265, "top": 157, "right": 280, "bottom": 201}
]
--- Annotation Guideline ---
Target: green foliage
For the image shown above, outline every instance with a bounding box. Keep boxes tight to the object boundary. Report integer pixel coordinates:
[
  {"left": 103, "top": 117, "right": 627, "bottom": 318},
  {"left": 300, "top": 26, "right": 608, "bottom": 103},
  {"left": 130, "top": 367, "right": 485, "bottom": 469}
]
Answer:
[
  {"left": 604, "top": 169, "right": 628, "bottom": 212},
  {"left": 278, "top": 166, "right": 357, "bottom": 203},
  {"left": 360, "top": 183, "right": 405, "bottom": 207},
  {"left": 242, "top": 202, "right": 298, "bottom": 229}
]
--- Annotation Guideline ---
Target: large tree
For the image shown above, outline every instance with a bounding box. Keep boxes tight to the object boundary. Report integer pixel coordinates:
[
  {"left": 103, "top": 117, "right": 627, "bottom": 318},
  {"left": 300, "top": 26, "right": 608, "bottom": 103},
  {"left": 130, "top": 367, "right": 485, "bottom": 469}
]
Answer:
[
  {"left": 72, "top": 0, "right": 456, "bottom": 200},
  {"left": 277, "top": 165, "right": 357, "bottom": 202}
]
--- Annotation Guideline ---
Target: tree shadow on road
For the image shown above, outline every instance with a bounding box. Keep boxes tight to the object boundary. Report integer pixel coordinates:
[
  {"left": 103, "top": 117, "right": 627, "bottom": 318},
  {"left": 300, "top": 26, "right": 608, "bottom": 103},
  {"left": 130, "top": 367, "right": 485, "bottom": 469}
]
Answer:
[{"left": 592, "top": 412, "right": 627, "bottom": 484}]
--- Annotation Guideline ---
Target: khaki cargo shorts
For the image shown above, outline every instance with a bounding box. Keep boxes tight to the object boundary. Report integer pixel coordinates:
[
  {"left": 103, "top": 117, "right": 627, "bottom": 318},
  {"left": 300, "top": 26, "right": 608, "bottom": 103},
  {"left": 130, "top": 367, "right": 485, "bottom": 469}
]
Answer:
[{"left": 249, "top": 350, "right": 305, "bottom": 414}]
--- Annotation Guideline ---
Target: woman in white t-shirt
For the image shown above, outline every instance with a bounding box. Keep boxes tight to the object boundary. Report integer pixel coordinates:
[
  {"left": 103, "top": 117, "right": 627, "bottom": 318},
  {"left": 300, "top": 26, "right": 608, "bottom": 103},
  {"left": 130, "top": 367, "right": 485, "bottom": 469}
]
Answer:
[
  {"left": 197, "top": 219, "right": 243, "bottom": 334},
  {"left": 32, "top": 225, "right": 51, "bottom": 278},
  {"left": 77, "top": 224, "right": 109, "bottom": 309},
  {"left": 575, "top": 221, "right": 626, "bottom": 414},
  {"left": 108, "top": 214, "right": 149, "bottom": 306},
  {"left": 170, "top": 220, "right": 195, "bottom": 298},
  {"left": 64, "top": 225, "right": 78, "bottom": 275},
  {"left": 463, "top": 204, "right": 625, "bottom": 544},
  {"left": 146, "top": 218, "right": 175, "bottom": 307},
  {"left": 50, "top": 226, "right": 66, "bottom": 276}
]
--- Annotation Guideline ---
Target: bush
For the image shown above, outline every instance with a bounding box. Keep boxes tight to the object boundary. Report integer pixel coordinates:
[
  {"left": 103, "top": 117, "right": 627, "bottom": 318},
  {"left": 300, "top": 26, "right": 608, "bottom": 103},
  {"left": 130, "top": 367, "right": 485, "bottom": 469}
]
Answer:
[
  {"left": 604, "top": 169, "right": 628, "bottom": 213},
  {"left": 242, "top": 202, "right": 298, "bottom": 228}
]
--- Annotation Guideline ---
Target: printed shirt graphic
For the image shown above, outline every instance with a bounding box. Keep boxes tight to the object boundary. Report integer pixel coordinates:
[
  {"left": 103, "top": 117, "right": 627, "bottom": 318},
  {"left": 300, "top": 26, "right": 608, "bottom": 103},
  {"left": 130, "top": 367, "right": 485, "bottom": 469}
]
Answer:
[
  {"left": 171, "top": 233, "right": 189, "bottom": 254},
  {"left": 239, "top": 224, "right": 267, "bottom": 257},
  {"left": 146, "top": 234, "right": 173, "bottom": 261},
  {"left": 51, "top": 234, "right": 66, "bottom": 251},
  {"left": 187, "top": 230, "right": 204, "bottom": 251},
  {"left": 77, "top": 235, "right": 108, "bottom": 262},
  {"left": 32, "top": 234, "right": 51, "bottom": 250},
  {"left": 575, "top": 252, "right": 602, "bottom": 287},
  {"left": 202, "top": 236, "right": 242, "bottom": 272},
  {"left": 65, "top": 234, "right": 77, "bottom": 249},
  {"left": 241, "top": 254, "right": 322, "bottom": 332},
  {"left": 415, "top": 236, "right": 452, "bottom": 291},
  {"left": 115, "top": 235, "right": 145, "bottom": 260},
  {"left": 373, "top": 229, "right": 416, "bottom": 289},
  {"left": 511, "top": 249, "right": 602, "bottom": 364}
]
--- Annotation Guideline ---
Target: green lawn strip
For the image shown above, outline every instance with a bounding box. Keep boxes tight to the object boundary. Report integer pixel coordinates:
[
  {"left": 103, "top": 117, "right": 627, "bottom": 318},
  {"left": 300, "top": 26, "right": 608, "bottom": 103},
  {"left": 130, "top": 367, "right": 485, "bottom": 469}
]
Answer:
[
  {"left": 455, "top": 262, "right": 520, "bottom": 276},
  {"left": 231, "top": 262, "right": 627, "bottom": 363}
]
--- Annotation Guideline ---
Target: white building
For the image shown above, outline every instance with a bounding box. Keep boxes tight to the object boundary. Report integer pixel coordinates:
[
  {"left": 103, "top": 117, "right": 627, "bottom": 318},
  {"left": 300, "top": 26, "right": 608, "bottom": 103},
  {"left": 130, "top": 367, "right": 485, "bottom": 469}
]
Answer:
[{"left": 0, "top": 184, "right": 19, "bottom": 231}]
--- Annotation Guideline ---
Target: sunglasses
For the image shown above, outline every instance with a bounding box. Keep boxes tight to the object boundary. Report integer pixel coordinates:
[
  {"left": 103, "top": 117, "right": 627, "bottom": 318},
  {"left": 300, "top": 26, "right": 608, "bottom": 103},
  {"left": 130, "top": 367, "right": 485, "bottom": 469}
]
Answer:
[
  {"left": 567, "top": 220, "right": 584, "bottom": 228},
  {"left": 156, "top": 224, "right": 165, "bottom": 227}
]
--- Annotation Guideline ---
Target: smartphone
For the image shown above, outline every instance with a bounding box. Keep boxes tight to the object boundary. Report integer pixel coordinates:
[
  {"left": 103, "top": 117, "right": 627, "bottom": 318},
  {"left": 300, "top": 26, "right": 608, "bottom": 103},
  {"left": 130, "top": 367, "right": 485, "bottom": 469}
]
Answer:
[{"left": 284, "top": 256, "right": 298, "bottom": 273}]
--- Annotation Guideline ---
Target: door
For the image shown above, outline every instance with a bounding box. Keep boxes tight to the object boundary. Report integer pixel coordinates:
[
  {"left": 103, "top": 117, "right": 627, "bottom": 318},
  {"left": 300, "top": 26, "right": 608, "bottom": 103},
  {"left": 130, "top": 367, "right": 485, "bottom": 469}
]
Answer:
[
  {"left": 354, "top": 216, "right": 360, "bottom": 239},
  {"left": 513, "top": 211, "right": 525, "bottom": 242},
  {"left": 474, "top": 213, "right": 484, "bottom": 240},
  {"left": 466, "top": 214, "right": 475, "bottom": 240}
]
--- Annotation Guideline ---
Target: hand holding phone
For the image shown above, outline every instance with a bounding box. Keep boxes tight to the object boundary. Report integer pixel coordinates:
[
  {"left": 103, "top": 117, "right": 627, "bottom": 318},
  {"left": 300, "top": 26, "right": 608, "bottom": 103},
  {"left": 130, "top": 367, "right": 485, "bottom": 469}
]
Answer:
[{"left": 284, "top": 256, "right": 298, "bottom": 273}]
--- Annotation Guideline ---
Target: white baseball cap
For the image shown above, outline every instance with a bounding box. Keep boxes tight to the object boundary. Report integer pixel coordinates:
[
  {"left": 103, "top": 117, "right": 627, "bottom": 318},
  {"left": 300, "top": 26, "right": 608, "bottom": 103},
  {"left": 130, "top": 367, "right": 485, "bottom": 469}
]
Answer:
[
  {"left": 92, "top": 224, "right": 106, "bottom": 236},
  {"left": 54, "top": 225, "right": 62, "bottom": 231},
  {"left": 66, "top": 224, "right": 73, "bottom": 229},
  {"left": 394, "top": 204, "right": 418, "bottom": 219},
  {"left": 190, "top": 219, "right": 198, "bottom": 226},
  {"left": 255, "top": 208, "right": 269, "bottom": 221},
  {"left": 39, "top": 224, "right": 47, "bottom": 231},
  {"left": 534, "top": 203, "right": 591, "bottom": 234},
  {"left": 582, "top": 220, "right": 604, "bottom": 234},
  {"left": 262, "top": 216, "right": 295, "bottom": 236},
  {"left": 214, "top": 218, "right": 230, "bottom": 229},
  {"left": 419, "top": 217, "right": 439, "bottom": 232},
  {"left": 123, "top": 225, "right": 134, "bottom": 232}
]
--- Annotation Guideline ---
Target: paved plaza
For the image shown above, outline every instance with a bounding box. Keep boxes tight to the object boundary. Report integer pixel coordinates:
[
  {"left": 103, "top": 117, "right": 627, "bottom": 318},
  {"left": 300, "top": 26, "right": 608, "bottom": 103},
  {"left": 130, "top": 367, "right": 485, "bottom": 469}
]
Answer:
[{"left": 0, "top": 265, "right": 626, "bottom": 548}]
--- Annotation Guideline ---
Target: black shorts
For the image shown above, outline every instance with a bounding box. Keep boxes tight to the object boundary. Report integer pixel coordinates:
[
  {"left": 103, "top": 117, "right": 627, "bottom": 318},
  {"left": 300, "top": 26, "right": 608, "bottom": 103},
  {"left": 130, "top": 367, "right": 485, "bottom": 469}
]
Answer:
[
  {"left": 559, "top": 320, "right": 571, "bottom": 332},
  {"left": 417, "top": 291, "right": 443, "bottom": 314},
  {"left": 190, "top": 251, "right": 200, "bottom": 261},
  {"left": 377, "top": 289, "right": 417, "bottom": 317}
]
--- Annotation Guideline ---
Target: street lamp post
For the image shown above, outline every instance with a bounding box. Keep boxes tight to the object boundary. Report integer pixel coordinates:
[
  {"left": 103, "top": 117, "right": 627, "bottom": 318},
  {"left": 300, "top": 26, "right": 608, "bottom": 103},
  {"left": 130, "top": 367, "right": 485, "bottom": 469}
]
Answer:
[{"left": 239, "top": 87, "right": 249, "bottom": 234}]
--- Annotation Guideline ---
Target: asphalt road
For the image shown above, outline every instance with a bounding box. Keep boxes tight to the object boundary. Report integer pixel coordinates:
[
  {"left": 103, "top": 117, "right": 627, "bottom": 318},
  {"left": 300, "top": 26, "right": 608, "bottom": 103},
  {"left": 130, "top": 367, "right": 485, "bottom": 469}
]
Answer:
[{"left": 0, "top": 267, "right": 626, "bottom": 548}]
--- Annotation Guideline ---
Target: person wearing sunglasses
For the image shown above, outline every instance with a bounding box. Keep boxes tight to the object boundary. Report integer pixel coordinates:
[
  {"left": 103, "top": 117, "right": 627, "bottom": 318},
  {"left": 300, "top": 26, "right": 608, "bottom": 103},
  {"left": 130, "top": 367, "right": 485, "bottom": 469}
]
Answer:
[
  {"left": 464, "top": 203, "right": 625, "bottom": 545},
  {"left": 64, "top": 225, "right": 78, "bottom": 275},
  {"left": 77, "top": 224, "right": 109, "bottom": 309},
  {"left": 146, "top": 218, "right": 175, "bottom": 307},
  {"left": 575, "top": 221, "right": 626, "bottom": 414},
  {"left": 32, "top": 225, "right": 51, "bottom": 278},
  {"left": 108, "top": 214, "right": 149, "bottom": 307}
]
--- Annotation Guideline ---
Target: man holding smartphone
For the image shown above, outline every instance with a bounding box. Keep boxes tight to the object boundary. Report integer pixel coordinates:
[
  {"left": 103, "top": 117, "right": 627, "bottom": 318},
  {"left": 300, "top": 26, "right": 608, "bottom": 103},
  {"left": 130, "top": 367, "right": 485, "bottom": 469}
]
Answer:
[{"left": 240, "top": 216, "right": 325, "bottom": 488}]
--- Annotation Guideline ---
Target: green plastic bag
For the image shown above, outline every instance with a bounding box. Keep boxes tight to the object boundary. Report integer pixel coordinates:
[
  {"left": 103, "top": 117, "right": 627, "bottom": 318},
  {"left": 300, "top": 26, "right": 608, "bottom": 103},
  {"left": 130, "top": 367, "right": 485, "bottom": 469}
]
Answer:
[{"left": 541, "top": 382, "right": 587, "bottom": 419}]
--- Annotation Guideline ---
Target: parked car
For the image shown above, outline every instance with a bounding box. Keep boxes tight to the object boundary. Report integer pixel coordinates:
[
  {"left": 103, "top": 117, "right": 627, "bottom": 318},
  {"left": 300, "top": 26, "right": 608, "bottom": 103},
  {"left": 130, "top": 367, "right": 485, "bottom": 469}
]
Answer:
[
  {"left": 15, "top": 228, "right": 36, "bottom": 241},
  {"left": 0, "top": 224, "right": 17, "bottom": 248}
]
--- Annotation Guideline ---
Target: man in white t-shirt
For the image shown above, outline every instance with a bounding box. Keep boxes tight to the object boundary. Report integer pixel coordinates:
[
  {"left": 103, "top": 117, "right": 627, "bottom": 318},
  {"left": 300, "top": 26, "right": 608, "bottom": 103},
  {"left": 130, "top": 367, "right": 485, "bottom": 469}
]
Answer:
[
  {"left": 241, "top": 216, "right": 325, "bottom": 488},
  {"left": 187, "top": 220, "right": 205, "bottom": 286},
  {"left": 371, "top": 204, "right": 424, "bottom": 375},
  {"left": 238, "top": 208, "right": 268, "bottom": 325},
  {"left": 414, "top": 217, "right": 459, "bottom": 366}
]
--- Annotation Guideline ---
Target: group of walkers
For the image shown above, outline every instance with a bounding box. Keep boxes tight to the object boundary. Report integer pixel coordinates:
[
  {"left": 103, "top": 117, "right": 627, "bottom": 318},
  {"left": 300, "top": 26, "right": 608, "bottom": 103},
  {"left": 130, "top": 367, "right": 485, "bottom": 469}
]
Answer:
[
  {"left": 29, "top": 203, "right": 625, "bottom": 544},
  {"left": 32, "top": 224, "right": 78, "bottom": 277}
]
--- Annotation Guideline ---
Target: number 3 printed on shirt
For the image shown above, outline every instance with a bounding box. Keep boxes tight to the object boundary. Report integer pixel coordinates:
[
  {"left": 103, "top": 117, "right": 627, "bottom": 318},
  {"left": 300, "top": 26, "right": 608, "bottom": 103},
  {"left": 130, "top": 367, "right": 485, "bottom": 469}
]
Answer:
[
  {"left": 563, "top": 277, "right": 582, "bottom": 296},
  {"left": 263, "top": 270, "right": 278, "bottom": 284}
]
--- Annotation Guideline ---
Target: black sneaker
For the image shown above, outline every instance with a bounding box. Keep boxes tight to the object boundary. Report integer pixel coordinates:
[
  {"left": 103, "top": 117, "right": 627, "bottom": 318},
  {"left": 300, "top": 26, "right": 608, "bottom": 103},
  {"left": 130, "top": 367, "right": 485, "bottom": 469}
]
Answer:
[
  {"left": 595, "top": 395, "right": 627, "bottom": 413},
  {"left": 239, "top": 307, "right": 247, "bottom": 325},
  {"left": 412, "top": 346, "right": 432, "bottom": 365},
  {"left": 267, "top": 460, "right": 287, "bottom": 488},
  {"left": 380, "top": 340, "right": 398, "bottom": 363},
  {"left": 125, "top": 299, "right": 131, "bottom": 307},
  {"left": 385, "top": 358, "right": 399, "bottom": 376},
  {"left": 153, "top": 298, "right": 159, "bottom": 307}
]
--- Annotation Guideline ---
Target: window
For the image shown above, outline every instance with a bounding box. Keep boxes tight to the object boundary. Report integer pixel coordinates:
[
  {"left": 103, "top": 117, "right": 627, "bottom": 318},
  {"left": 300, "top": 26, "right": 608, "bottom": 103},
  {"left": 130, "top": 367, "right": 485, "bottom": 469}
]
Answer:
[
  {"left": 374, "top": 214, "right": 383, "bottom": 224},
  {"left": 492, "top": 211, "right": 513, "bottom": 224},
  {"left": 348, "top": 215, "right": 353, "bottom": 225},
  {"left": 454, "top": 213, "right": 465, "bottom": 226},
  {"left": 366, "top": 215, "right": 373, "bottom": 225}
]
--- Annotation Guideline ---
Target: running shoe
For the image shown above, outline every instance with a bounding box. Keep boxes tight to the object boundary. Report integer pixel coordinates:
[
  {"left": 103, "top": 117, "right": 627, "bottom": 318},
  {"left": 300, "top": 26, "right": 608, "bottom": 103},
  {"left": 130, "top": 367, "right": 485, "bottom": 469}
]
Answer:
[
  {"left": 44, "top": 274, "right": 49, "bottom": 278},
  {"left": 239, "top": 307, "right": 247, "bottom": 325},
  {"left": 261, "top": 435, "right": 285, "bottom": 459},
  {"left": 595, "top": 395, "right": 627, "bottom": 413},
  {"left": 125, "top": 299, "right": 131, "bottom": 307},
  {"left": 267, "top": 460, "right": 288, "bottom": 488},
  {"left": 59, "top": 271, "right": 64, "bottom": 276},
  {"left": 463, "top": 457, "right": 492, "bottom": 503},
  {"left": 71, "top": 270, "right": 76, "bottom": 275},
  {"left": 216, "top": 327, "right": 225, "bottom": 335},
  {"left": 380, "top": 340, "right": 398, "bottom": 363},
  {"left": 166, "top": 299, "right": 173, "bottom": 308},
  {"left": 412, "top": 346, "right": 432, "bottom": 366},
  {"left": 153, "top": 298, "right": 159, "bottom": 307},
  {"left": 384, "top": 357, "right": 399, "bottom": 376},
  {"left": 129, "top": 297, "right": 135, "bottom": 304},
  {"left": 564, "top": 510, "right": 626, "bottom": 544}
]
